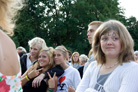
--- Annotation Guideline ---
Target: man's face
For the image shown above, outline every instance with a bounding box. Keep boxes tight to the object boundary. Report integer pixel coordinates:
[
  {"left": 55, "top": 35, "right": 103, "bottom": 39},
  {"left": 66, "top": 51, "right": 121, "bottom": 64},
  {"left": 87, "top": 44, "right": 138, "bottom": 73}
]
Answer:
[{"left": 87, "top": 25, "right": 98, "bottom": 44}]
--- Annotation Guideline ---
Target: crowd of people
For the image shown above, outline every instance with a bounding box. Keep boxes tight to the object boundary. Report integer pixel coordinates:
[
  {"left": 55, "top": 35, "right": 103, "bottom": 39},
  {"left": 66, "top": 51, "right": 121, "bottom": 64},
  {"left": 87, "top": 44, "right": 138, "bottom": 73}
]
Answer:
[
  {"left": 1, "top": 0, "right": 138, "bottom": 92},
  {"left": 17, "top": 21, "right": 138, "bottom": 92}
]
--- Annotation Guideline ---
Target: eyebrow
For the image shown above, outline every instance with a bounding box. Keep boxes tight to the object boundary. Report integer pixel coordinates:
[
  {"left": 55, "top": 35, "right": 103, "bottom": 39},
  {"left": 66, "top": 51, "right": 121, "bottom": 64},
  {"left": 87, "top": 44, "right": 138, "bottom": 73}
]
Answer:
[
  {"left": 102, "top": 32, "right": 118, "bottom": 36},
  {"left": 88, "top": 29, "right": 94, "bottom": 32}
]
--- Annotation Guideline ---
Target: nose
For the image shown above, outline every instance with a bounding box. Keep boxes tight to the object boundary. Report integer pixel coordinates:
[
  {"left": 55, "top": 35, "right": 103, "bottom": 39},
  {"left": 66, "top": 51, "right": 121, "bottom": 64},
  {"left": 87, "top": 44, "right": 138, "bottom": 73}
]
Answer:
[
  {"left": 30, "top": 49, "right": 34, "bottom": 52},
  {"left": 54, "top": 55, "right": 57, "bottom": 58},
  {"left": 87, "top": 31, "right": 90, "bottom": 36},
  {"left": 107, "top": 39, "right": 113, "bottom": 45},
  {"left": 38, "top": 57, "right": 42, "bottom": 61}
]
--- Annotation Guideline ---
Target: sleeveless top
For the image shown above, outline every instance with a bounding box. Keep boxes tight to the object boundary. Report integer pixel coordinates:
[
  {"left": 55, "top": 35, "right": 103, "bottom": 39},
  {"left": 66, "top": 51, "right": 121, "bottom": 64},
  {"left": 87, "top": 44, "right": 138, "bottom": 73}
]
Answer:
[{"left": 0, "top": 58, "right": 22, "bottom": 92}]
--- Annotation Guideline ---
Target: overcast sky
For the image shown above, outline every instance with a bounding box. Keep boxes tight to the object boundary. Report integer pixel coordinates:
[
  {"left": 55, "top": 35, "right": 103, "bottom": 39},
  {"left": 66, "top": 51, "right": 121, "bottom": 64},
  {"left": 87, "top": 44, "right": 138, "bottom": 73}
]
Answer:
[{"left": 119, "top": 0, "right": 138, "bottom": 19}]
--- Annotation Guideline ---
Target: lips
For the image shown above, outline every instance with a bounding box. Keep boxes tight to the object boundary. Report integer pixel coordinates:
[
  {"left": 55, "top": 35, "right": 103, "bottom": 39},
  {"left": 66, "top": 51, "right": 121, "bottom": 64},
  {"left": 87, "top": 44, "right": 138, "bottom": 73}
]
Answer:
[
  {"left": 88, "top": 37, "right": 91, "bottom": 39},
  {"left": 106, "top": 47, "right": 114, "bottom": 49},
  {"left": 30, "top": 53, "right": 36, "bottom": 56},
  {"left": 39, "top": 61, "right": 44, "bottom": 65}
]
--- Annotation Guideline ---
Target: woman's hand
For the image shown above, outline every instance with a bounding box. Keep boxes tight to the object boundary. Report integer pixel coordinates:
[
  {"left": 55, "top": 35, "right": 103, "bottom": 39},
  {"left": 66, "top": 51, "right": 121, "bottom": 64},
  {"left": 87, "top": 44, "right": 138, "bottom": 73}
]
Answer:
[
  {"left": 32, "top": 73, "right": 45, "bottom": 88},
  {"left": 47, "top": 72, "right": 56, "bottom": 88},
  {"left": 28, "top": 68, "right": 43, "bottom": 79},
  {"left": 68, "top": 85, "right": 75, "bottom": 92}
]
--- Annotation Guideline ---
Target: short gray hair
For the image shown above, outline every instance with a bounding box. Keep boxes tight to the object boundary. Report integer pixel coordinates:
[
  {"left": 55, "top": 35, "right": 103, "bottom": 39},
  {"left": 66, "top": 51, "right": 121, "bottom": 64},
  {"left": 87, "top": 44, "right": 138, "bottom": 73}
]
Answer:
[{"left": 79, "top": 54, "right": 88, "bottom": 63}]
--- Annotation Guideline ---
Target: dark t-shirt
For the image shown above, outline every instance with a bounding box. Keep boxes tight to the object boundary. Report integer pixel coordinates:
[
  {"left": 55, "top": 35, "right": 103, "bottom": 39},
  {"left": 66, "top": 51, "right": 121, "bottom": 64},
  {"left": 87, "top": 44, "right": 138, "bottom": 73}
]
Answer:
[{"left": 23, "top": 65, "right": 64, "bottom": 92}]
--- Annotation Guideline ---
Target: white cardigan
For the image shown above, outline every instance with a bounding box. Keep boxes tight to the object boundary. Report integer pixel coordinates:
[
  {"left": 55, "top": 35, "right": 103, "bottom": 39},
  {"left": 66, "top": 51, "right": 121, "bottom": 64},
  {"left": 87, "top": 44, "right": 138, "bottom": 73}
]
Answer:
[{"left": 76, "top": 61, "right": 138, "bottom": 92}]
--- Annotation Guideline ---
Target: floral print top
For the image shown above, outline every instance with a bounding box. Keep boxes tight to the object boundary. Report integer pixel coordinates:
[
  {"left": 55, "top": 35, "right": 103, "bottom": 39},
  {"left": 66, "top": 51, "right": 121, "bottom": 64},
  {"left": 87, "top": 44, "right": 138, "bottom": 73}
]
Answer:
[
  {"left": 0, "top": 70, "right": 22, "bottom": 92},
  {"left": 0, "top": 57, "right": 22, "bottom": 92}
]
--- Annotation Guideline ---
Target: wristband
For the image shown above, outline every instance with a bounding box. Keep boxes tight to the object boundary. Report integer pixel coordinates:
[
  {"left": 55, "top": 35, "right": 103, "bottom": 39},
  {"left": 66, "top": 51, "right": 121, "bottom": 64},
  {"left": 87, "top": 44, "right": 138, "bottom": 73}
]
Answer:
[
  {"left": 48, "top": 88, "right": 54, "bottom": 92},
  {"left": 25, "top": 75, "right": 30, "bottom": 81}
]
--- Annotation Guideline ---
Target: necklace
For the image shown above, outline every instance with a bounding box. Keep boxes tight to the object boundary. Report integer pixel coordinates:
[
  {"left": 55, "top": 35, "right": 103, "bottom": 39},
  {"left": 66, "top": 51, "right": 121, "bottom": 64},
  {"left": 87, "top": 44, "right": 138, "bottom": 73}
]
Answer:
[{"left": 103, "top": 62, "right": 118, "bottom": 69}]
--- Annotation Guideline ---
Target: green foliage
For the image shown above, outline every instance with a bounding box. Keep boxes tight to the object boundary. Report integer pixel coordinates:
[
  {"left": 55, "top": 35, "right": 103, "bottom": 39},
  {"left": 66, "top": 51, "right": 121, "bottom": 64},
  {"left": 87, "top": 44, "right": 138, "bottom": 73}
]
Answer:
[
  {"left": 12, "top": 0, "right": 138, "bottom": 55},
  {"left": 125, "top": 17, "right": 138, "bottom": 50}
]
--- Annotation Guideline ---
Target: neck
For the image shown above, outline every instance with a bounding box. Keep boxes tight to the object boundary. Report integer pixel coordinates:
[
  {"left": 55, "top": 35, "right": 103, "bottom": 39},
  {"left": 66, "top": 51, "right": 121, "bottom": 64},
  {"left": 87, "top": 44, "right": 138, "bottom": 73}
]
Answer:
[
  {"left": 29, "top": 55, "right": 37, "bottom": 62},
  {"left": 42, "top": 66, "right": 49, "bottom": 72},
  {"left": 105, "top": 56, "right": 118, "bottom": 65},
  {"left": 103, "top": 57, "right": 119, "bottom": 69},
  {"left": 60, "top": 63, "right": 69, "bottom": 70}
]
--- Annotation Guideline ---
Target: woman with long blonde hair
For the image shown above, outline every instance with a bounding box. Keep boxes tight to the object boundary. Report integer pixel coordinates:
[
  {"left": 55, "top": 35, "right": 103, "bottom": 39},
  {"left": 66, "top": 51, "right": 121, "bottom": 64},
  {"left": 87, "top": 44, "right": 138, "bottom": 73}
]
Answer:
[
  {"left": 0, "top": 0, "right": 22, "bottom": 91},
  {"left": 71, "top": 52, "right": 82, "bottom": 69}
]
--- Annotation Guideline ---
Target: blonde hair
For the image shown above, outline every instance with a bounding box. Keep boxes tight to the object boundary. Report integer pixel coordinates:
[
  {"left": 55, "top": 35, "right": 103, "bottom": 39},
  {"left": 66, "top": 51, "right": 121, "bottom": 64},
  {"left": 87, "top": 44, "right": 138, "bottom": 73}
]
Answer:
[
  {"left": 55, "top": 45, "right": 69, "bottom": 61},
  {"left": 88, "top": 21, "right": 103, "bottom": 28},
  {"left": 71, "top": 52, "right": 80, "bottom": 64},
  {"left": 39, "top": 47, "right": 55, "bottom": 69},
  {"left": 28, "top": 37, "right": 48, "bottom": 50},
  {"left": 26, "top": 47, "right": 55, "bottom": 74},
  {"left": 0, "top": 0, "right": 22, "bottom": 35},
  {"left": 92, "top": 20, "right": 135, "bottom": 65}
]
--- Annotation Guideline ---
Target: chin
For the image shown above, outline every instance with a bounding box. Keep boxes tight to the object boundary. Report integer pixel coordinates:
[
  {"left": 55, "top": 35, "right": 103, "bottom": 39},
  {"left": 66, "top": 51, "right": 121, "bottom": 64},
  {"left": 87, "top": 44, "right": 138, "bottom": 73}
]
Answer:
[
  {"left": 55, "top": 63, "right": 60, "bottom": 65},
  {"left": 89, "top": 42, "right": 92, "bottom": 44},
  {"left": 39, "top": 65, "right": 43, "bottom": 67}
]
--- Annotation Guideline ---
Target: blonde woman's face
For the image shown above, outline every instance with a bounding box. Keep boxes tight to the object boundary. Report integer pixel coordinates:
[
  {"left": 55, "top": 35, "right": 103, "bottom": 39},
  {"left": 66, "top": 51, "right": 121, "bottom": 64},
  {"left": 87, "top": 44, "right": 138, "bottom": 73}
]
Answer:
[
  {"left": 100, "top": 31, "right": 121, "bottom": 58},
  {"left": 38, "top": 51, "right": 50, "bottom": 67},
  {"left": 30, "top": 45, "right": 41, "bottom": 58},
  {"left": 54, "top": 50, "right": 66, "bottom": 65},
  {"left": 73, "top": 53, "right": 79, "bottom": 63}
]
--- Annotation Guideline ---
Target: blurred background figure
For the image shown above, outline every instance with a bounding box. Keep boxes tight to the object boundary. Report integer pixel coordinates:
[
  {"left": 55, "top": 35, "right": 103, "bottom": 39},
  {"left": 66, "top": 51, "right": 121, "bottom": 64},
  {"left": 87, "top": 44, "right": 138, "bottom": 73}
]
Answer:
[
  {"left": 79, "top": 54, "right": 89, "bottom": 66},
  {"left": 134, "top": 51, "right": 138, "bottom": 63},
  {"left": 78, "top": 54, "right": 89, "bottom": 78},
  {"left": 68, "top": 50, "right": 72, "bottom": 63},
  {"left": 71, "top": 52, "right": 82, "bottom": 69},
  {"left": 17, "top": 46, "right": 27, "bottom": 57}
]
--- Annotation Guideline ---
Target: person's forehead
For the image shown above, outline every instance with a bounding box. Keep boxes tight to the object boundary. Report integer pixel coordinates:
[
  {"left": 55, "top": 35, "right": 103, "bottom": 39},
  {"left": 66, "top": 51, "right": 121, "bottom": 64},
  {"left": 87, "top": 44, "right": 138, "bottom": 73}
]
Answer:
[
  {"left": 102, "top": 31, "right": 119, "bottom": 37},
  {"left": 88, "top": 25, "right": 98, "bottom": 30},
  {"left": 55, "top": 49, "right": 62, "bottom": 53},
  {"left": 31, "top": 44, "right": 41, "bottom": 49},
  {"left": 74, "top": 54, "right": 79, "bottom": 56},
  {"left": 40, "top": 51, "right": 47, "bottom": 55}
]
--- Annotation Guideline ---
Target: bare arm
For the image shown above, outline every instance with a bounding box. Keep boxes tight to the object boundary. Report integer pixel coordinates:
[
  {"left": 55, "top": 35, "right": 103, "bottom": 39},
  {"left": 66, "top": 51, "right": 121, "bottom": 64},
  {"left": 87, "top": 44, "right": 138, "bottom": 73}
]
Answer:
[{"left": 21, "top": 67, "right": 43, "bottom": 87}]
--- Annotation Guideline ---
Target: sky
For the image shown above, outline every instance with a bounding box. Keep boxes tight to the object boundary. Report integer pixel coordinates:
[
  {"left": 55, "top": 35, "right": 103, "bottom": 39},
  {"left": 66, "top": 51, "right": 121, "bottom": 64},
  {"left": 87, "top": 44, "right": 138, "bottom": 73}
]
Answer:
[{"left": 119, "top": 0, "right": 138, "bottom": 19}]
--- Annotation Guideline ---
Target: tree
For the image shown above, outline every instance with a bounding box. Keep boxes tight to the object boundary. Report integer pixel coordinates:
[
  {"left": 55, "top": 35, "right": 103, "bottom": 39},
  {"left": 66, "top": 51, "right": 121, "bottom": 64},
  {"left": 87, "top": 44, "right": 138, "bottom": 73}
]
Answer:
[
  {"left": 125, "top": 17, "right": 138, "bottom": 50},
  {"left": 13, "top": 0, "right": 131, "bottom": 55}
]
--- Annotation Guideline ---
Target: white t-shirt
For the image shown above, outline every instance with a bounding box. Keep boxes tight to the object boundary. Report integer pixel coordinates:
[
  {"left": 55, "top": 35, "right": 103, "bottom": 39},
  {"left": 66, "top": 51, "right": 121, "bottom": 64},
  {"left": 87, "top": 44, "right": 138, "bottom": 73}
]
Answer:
[
  {"left": 26, "top": 53, "right": 37, "bottom": 69},
  {"left": 56, "top": 66, "right": 81, "bottom": 92}
]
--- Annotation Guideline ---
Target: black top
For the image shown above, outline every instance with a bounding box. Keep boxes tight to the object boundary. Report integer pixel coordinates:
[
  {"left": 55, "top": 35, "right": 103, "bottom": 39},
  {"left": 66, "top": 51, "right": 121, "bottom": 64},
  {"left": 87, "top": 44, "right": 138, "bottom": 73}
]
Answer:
[
  {"left": 20, "top": 54, "right": 37, "bottom": 75},
  {"left": 78, "top": 66, "right": 84, "bottom": 79},
  {"left": 23, "top": 65, "right": 64, "bottom": 92}
]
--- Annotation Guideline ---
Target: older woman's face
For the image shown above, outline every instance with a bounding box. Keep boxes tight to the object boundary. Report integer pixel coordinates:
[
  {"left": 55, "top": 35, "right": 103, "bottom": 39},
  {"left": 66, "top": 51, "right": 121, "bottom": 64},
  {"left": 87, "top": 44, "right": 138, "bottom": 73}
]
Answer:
[
  {"left": 100, "top": 31, "right": 121, "bottom": 59},
  {"left": 135, "top": 53, "right": 138, "bottom": 60}
]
